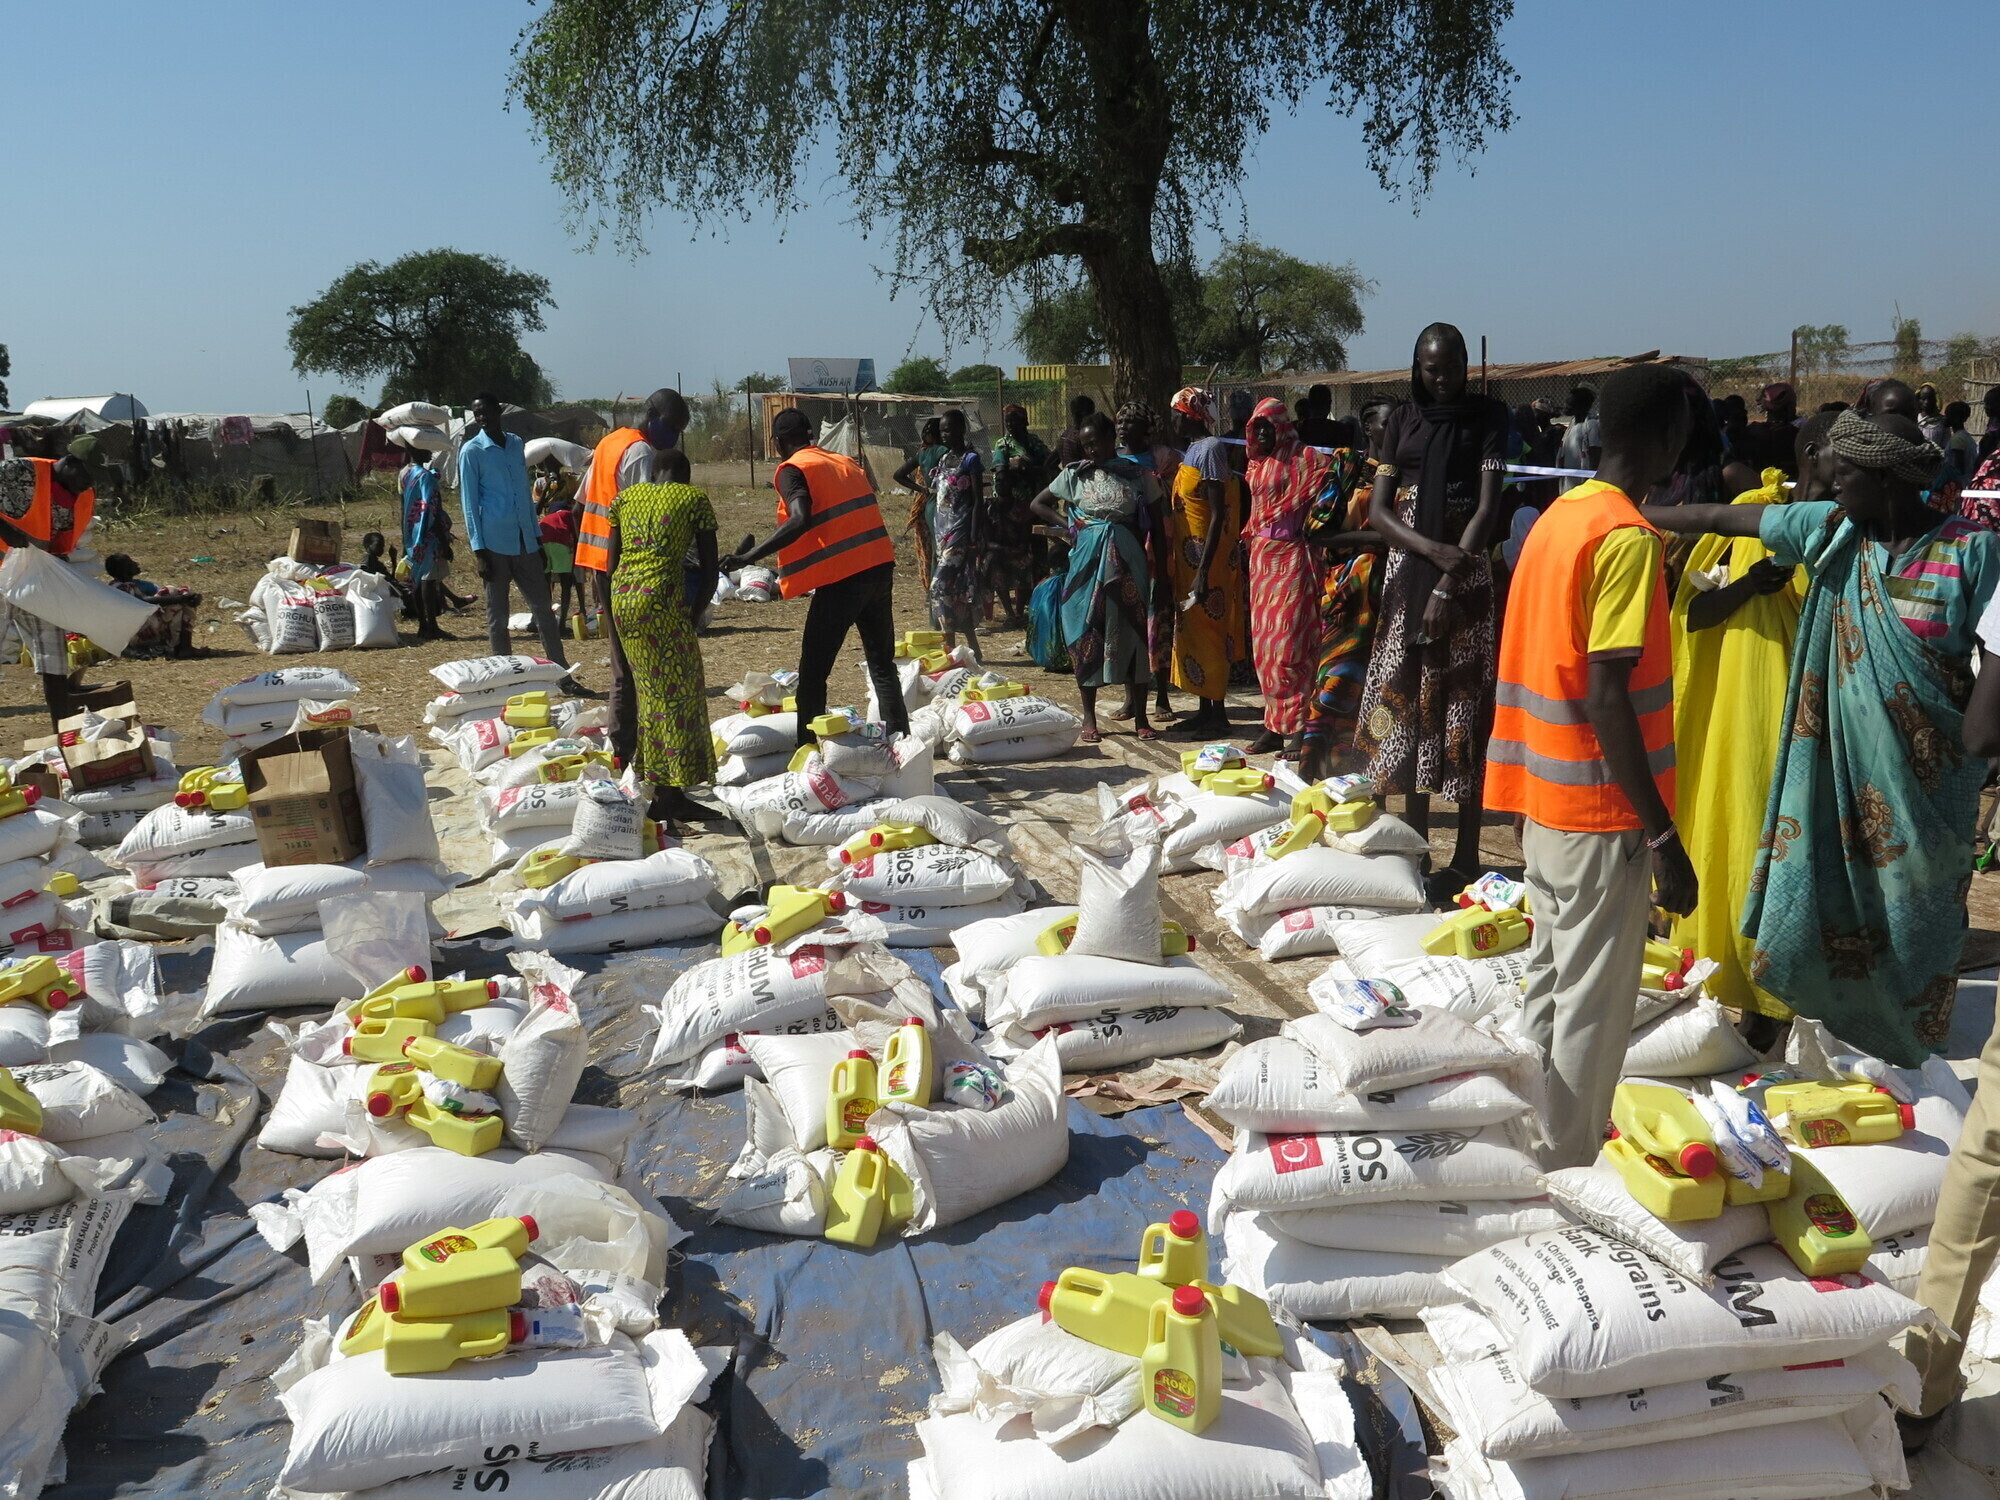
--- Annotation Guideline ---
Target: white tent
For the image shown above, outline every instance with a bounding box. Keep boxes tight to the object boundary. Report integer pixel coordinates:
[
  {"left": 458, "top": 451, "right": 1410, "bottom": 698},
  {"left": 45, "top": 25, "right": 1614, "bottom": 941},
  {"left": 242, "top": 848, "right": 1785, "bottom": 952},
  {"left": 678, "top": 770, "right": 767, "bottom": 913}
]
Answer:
[{"left": 22, "top": 393, "right": 149, "bottom": 422}]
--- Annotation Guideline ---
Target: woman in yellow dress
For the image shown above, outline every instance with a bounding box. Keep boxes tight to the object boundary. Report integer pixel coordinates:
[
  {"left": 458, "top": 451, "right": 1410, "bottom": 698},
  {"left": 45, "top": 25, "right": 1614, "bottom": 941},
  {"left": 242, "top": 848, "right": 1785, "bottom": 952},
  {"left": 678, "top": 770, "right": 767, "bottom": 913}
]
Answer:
[
  {"left": 1165, "top": 386, "right": 1246, "bottom": 735},
  {"left": 1669, "top": 414, "right": 1831, "bottom": 1046}
]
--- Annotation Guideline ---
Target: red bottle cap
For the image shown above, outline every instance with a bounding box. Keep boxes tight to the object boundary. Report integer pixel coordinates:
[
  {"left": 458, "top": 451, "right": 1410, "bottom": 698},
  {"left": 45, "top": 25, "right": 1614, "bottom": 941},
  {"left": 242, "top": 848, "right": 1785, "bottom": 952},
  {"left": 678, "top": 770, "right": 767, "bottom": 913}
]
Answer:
[
  {"left": 827, "top": 892, "right": 847, "bottom": 913},
  {"left": 341, "top": 1038, "right": 354, "bottom": 1056},
  {"left": 518, "top": 1215, "right": 539, "bottom": 1242},
  {"left": 1171, "top": 1285, "right": 1208, "bottom": 1317},
  {"left": 1679, "top": 1143, "right": 1718, "bottom": 1178},
  {"left": 870, "top": 831, "right": 886, "bottom": 847},
  {"left": 20, "top": 788, "right": 39, "bottom": 808},
  {"left": 1663, "top": 974, "right": 1684, "bottom": 991},
  {"left": 1456, "top": 893, "right": 1472, "bottom": 908},
  {"left": 510, "top": 1309, "right": 527, "bottom": 1343},
  {"left": 365, "top": 1092, "right": 395, "bottom": 1118},
  {"left": 752, "top": 926, "right": 774, "bottom": 944},
  {"left": 1038, "top": 1279, "right": 1056, "bottom": 1313},
  {"left": 847, "top": 1049, "right": 872, "bottom": 1059},
  {"left": 1168, "top": 1211, "right": 1200, "bottom": 1241},
  {"left": 903, "top": 1017, "right": 924, "bottom": 1028},
  {"left": 1898, "top": 1102, "right": 1916, "bottom": 1130},
  {"left": 854, "top": 1135, "right": 879, "bottom": 1152},
  {"left": 378, "top": 1280, "right": 401, "bottom": 1313},
  {"left": 1186, "top": 934, "right": 1198, "bottom": 951},
  {"left": 484, "top": 980, "right": 500, "bottom": 998},
  {"left": 408, "top": 966, "right": 428, "bottom": 983},
  {"left": 1680, "top": 948, "right": 1694, "bottom": 967}
]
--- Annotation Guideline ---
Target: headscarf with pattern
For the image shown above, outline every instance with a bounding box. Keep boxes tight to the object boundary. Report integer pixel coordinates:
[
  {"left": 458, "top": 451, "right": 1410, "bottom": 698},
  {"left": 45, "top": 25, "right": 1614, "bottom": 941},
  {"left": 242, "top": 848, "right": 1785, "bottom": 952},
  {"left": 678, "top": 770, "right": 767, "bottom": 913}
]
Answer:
[
  {"left": 1829, "top": 408, "right": 1943, "bottom": 486},
  {"left": 1171, "top": 386, "right": 1214, "bottom": 425}
]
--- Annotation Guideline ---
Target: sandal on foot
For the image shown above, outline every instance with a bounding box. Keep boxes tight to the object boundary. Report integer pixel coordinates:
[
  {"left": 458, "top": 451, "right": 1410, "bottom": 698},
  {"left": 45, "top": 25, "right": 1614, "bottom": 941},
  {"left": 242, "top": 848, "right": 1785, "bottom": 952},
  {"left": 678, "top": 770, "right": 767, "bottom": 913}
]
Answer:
[{"left": 1078, "top": 729, "right": 1103, "bottom": 745}]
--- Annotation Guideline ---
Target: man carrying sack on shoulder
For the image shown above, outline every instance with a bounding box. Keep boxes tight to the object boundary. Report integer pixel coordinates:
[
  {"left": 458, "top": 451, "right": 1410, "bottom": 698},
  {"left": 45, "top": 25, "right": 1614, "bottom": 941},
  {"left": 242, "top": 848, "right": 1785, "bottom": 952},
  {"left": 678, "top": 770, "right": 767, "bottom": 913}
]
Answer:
[
  {"left": 0, "top": 454, "right": 96, "bottom": 729},
  {"left": 723, "top": 408, "right": 908, "bottom": 744}
]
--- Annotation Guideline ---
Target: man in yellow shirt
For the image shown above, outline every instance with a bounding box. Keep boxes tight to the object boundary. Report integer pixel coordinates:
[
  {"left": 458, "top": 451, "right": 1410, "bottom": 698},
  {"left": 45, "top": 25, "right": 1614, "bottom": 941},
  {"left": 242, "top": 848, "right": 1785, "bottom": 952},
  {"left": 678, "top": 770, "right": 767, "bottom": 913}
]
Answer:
[{"left": 1487, "top": 363, "right": 1698, "bottom": 1168}]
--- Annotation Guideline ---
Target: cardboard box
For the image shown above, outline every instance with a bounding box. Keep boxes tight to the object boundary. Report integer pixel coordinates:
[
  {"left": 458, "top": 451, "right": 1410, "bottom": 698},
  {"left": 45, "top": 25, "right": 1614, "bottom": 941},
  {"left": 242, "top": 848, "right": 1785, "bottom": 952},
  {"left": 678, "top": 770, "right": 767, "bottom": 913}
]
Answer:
[
  {"left": 55, "top": 684, "right": 155, "bottom": 790},
  {"left": 13, "top": 765, "right": 59, "bottom": 804},
  {"left": 288, "top": 518, "right": 342, "bottom": 566},
  {"left": 241, "top": 727, "right": 366, "bottom": 866}
]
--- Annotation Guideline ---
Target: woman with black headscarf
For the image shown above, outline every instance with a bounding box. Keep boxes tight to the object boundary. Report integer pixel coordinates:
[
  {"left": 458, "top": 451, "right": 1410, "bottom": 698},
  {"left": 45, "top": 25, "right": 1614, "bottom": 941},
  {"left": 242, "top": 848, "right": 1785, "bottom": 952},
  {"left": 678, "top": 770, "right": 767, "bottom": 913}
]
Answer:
[{"left": 1353, "top": 322, "right": 1509, "bottom": 883}]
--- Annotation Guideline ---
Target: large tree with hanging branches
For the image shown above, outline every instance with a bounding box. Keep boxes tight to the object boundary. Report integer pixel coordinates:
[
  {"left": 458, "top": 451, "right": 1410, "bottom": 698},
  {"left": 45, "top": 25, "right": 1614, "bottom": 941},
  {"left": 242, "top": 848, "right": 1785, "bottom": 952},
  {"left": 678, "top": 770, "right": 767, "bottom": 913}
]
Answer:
[{"left": 510, "top": 0, "right": 1515, "bottom": 409}]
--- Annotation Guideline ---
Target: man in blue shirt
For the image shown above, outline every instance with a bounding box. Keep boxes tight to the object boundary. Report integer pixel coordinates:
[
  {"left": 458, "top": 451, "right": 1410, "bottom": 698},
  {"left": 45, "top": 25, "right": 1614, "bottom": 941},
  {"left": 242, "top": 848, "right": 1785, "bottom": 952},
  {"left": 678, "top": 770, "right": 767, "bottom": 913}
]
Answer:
[{"left": 457, "top": 393, "right": 570, "bottom": 667}]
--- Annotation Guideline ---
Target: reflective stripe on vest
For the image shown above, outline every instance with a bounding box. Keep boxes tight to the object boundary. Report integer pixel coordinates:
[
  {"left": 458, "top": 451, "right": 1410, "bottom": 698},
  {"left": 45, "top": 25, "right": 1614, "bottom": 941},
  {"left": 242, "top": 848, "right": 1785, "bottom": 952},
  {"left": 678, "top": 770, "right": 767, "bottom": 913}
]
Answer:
[
  {"left": 0, "top": 458, "right": 93, "bottom": 556},
  {"left": 1486, "top": 481, "right": 1675, "bottom": 833},
  {"left": 575, "top": 428, "right": 647, "bottom": 573},
  {"left": 772, "top": 448, "right": 895, "bottom": 598}
]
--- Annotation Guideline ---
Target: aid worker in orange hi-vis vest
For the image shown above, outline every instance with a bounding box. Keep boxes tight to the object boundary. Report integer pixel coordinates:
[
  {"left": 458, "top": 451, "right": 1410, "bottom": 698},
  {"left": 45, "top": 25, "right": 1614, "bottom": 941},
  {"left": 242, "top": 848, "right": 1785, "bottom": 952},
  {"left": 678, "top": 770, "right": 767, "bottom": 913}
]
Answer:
[
  {"left": 1486, "top": 363, "right": 1698, "bottom": 1171},
  {"left": 577, "top": 388, "right": 688, "bottom": 764},
  {"left": 0, "top": 452, "right": 96, "bottom": 729},
  {"left": 721, "top": 407, "right": 908, "bottom": 743}
]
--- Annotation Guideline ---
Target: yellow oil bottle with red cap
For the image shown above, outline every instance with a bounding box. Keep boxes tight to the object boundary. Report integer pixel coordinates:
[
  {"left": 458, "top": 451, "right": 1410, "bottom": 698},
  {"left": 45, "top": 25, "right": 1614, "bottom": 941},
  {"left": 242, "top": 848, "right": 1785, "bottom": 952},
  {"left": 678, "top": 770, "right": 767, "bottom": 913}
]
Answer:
[
  {"left": 0, "top": 1066, "right": 43, "bottom": 1134},
  {"left": 501, "top": 690, "right": 552, "bottom": 729},
  {"left": 349, "top": 978, "right": 500, "bottom": 1026},
  {"left": 1641, "top": 941, "right": 1695, "bottom": 991},
  {"left": 364, "top": 1063, "right": 425, "bottom": 1119},
  {"left": 1767, "top": 1154, "right": 1874, "bottom": 1276},
  {"left": 401, "top": 1216, "right": 537, "bottom": 1270},
  {"left": 827, "top": 1049, "right": 878, "bottom": 1150},
  {"left": 824, "top": 1135, "right": 891, "bottom": 1247},
  {"left": 836, "top": 824, "right": 936, "bottom": 866},
  {"left": 1606, "top": 1083, "right": 1725, "bottom": 1221},
  {"left": 880, "top": 1020, "right": 933, "bottom": 1107},
  {"left": 895, "top": 629, "right": 944, "bottom": 657},
  {"left": 1763, "top": 1081, "right": 1912, "bottom": 1147},
  {"left": 520, "top": 848, "right": 593, "bottom": 887},
  {"left": 960, "top": 679, "right": 1026, "bottom": 702},
  {"left": 1182, "top": 746, "right": 1246, "bottom": 779},
  {"left": 1421, "top": 905, "right": 1531, "bottom": 959},
  {"left": 344, "top": 1015, "right": 436, "bottom": 1064},
  {"left": 402, "top": 1034, "right": 504, "bottom": 1091},
  {"left": 506, "top": 727, "right": 559, "bottom": 758},
  {"left": 1041, "top": 1267, "right": 1165, "bottom": 1356},
  {"left": 728, "top": 885, "right": 844, "bottom": 952},
  {"left": 0, "top": 955, "right": 78, "bottom": 1012},
  {"left": 404, "top": 1098, "right": 504, "bottom": 1155},
  {"left": 377, "top": 1217, "right": 536, "bottom": 1318},
  {"left": 1138, "top": 1210, "right": 1209, "bottom": 1286},
  {"left": 1203, "top": 767, "right": 1273, "bottom": 797},
  {"left": 1143, "top": 1284, "right": 1222, "bottom": 1434},
  {"left": 1265, "top": 813, "right": 1326, "bottom": 859}
]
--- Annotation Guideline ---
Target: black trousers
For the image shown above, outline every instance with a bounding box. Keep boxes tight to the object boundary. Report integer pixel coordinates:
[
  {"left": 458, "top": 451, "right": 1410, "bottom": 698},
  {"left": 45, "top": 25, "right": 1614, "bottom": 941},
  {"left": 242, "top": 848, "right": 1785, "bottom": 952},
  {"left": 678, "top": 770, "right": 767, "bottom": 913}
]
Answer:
[{"left": 794, "top": 562, "right": 909, "bottom": 740}]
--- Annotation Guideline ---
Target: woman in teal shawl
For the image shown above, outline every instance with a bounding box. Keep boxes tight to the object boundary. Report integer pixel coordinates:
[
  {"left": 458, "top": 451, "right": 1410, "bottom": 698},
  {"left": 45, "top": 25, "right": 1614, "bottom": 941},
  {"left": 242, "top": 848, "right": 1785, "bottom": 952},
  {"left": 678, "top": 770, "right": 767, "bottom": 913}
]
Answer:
[
  {"left": 1030, "top": 410, "right": 1166, "bottom": 743},
  {"left": 1648, "top": 410, "right": 2000, "bottom": 1064}
]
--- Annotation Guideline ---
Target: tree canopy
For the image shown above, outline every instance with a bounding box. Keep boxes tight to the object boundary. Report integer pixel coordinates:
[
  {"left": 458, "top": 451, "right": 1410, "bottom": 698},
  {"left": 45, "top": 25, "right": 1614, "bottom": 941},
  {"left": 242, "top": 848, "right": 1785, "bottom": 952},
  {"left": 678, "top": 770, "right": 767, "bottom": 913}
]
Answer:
[
  {"left": 950, "top": 363, "right": 1005, "bottom": 386},
  {"left": 509, "top": 0, "right": 1514, "bottom": 411},
  {"left": 287, "top": 249, "right": 556, "bottom": 408},
  {"left": 318, "top": 394, "right": 367, "bottom": 429},
  {"left": 884, "top": 356, "right": 950, "bottom": 394},
  {"left": 1014, "top": 242, "right": 1368, "bottom": 375}
]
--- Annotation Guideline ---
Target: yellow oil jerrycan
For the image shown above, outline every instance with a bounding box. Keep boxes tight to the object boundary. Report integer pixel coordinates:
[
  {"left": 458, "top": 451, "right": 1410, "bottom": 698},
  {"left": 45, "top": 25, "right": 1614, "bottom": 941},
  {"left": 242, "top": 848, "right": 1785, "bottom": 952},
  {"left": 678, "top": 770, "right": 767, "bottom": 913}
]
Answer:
[
  {"left": 174, "top": 766, "right": 246, "bottom": 811},
  {"left": 1202, "top": 767, "right": 1273, "bottom": 797},
  {"left": 502, "top": 691, "right": 553, "bottom": 729},
  {"left": 364, "top": 1062, "right": 426, "bottom": 1119},
  {"left": 1142, "top": 1284, "right": 1222, "bottom": 1434},
  {"left": 1764, "top": 1081, "right": 1912, "bottom": 1148},
  {"left": 402, "top": 1216, "right": 538, "bottom": 1270},
  {"left": 960, "top": 679, "right": 1026, "bottom": 702},
  {"left": 0, "top": 1066, "right": 44, "bottom": 1134},
  {"left": 1137, "top": 1210, "right": 1208, "bottom": 1286},
  {"left": 343, "top": 1015, "right": 436, "bottom": 1064},
  {"left": 827, "top": 1050, "right": 879, "bottom": 1151},
  {"left": 1034, "top": 915, "right": 1195, "bottom": 958},
  {"left": 1324, "top": 798, "right": 1375, "bottom": 833},
  {"left": 1182, "top": 745, "right": 1245, "bottom": 779},
  {"left": 880, "top": 1019, "right": 933, "bottom": 1107},
  {"left": 1190, "top": 1278, "right": 1282, "bottom": 1358},
  {"left": 41, "top": 872, "right": 78, "bottom": 899},
  {"left": 807, "top": 712, "right": 854, "bottom": 739},
  {"left": 1612, "top": 1081, "right": 1719, "bottom": 1170},
  {"left": 504, "top": 727, "right": 559, "bottom": 758},
  {"left": 1768, "top": 1154, "right": 1874, "bottom": 1276},
  {"left": 537, "top": 751, "right": 613, "bottom": 784},
  {"left": 1604, "top": 1134, "right": 1726, "bottom": 1221},
  {"left": 403, "top": 1098, "right": 504, "bottom": 1156},
  {"left": 383, "top": 1307, "right": 519, "bottom": 1374},
  {"left": 1041, "top": 1267, "right": 1171, "bottom": 1357},
  {"left": 377, "top": 1250, "right": 521, "bottom": 1320},
  {"left": 1725, "top": 1165, "right": 1792, "bottom": 1207},
  {"left": 520, "top": 848, "right": 593, "bottom": 888},
  {"left": 0, "top": 955, "right": 79, "bottom": 1012},
  {"left": 748, "top": 886, "right": 845, "bottom": 948},
  {"left": 350, "top": 978, "right": 502, "bottom": 1026},
  {"left": 1421, "top": 905, "right": 1531, "bottom": 959},
  {"left": 403, "top": 1035, "right": 504, "bottom": 1092},
  {"left": 1265, "top": 814, "right": 1325, "bottom": 859},
  {"left": 824, "top": 1135, "right": 891, "bottom": 1248},
  {"left": 895, "top": 629, "right": 944, "bottom": 657},
  {"left": 836, "top": 823, "right": 936, "bottom": 866}
]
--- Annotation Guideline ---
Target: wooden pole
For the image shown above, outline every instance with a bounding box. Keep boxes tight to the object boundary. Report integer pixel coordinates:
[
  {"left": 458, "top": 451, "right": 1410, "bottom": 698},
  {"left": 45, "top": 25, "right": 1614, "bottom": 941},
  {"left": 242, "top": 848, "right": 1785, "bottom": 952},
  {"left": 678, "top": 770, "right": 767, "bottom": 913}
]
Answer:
[
  {"left": 1480, "top": 337, "right": 1488, "bottom": 395},
  {"left": 1789, "top": 330, "right": 1799, "bottom": 387}
]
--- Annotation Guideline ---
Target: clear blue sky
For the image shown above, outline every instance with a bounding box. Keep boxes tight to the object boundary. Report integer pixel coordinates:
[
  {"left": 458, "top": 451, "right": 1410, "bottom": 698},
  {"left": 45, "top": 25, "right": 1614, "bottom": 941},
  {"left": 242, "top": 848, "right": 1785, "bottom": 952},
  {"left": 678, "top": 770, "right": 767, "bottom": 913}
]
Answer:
[{"left": 8, "top": 1, "right": 1992, "bottom": 413}]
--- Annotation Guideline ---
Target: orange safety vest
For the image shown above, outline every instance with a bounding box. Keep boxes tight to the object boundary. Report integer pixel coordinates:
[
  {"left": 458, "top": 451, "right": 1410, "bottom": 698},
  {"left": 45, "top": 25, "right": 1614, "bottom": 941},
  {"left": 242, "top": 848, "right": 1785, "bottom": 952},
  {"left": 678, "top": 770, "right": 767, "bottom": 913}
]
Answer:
[
  {"left": 0, "top": 459, "right": 93, "bottom": 557},
  {"left": 772, "top": 447, "right": 895, "bottom": 599},
  {"left": 575, "top": 427, "right": 649, "bottom": 573},
  {"left": 1487, "top": 481, "right": 1675, "bottom": 833}
]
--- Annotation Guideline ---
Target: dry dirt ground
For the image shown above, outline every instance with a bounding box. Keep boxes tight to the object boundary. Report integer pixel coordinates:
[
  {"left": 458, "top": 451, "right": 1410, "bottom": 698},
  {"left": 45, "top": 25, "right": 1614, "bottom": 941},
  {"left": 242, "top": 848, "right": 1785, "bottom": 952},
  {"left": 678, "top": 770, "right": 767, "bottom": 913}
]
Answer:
[{"left": 24, "top": 460, "right": 2000, "bottom": 953}]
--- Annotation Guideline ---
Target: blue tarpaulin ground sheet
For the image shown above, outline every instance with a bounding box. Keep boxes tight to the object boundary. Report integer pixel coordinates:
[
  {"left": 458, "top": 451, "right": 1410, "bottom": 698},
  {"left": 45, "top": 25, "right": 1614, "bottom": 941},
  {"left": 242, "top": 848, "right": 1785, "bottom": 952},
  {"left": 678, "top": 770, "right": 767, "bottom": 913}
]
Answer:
[{"left": 42, "top": 938, "right": 1435, "bottom": 1500}]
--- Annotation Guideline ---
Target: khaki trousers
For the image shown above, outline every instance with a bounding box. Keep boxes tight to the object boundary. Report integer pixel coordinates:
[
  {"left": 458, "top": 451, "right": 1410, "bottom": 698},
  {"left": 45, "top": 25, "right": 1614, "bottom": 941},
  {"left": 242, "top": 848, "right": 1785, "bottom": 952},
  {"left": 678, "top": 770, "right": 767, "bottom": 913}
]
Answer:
[
  {"left": 1521, "top": 820, "right": 1655, "bottom": 1169},
  {"left": 1909, "top": 1014, "right": 2000, "bottom": 1414}
]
